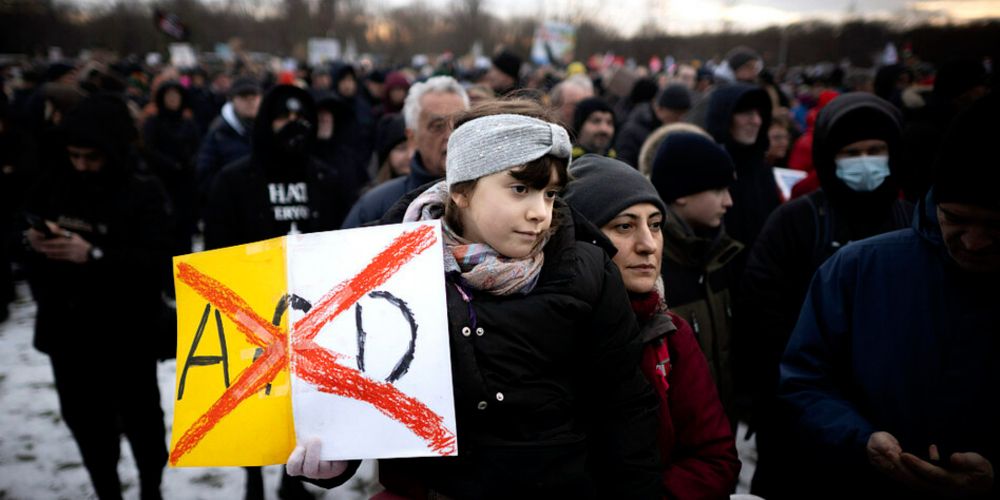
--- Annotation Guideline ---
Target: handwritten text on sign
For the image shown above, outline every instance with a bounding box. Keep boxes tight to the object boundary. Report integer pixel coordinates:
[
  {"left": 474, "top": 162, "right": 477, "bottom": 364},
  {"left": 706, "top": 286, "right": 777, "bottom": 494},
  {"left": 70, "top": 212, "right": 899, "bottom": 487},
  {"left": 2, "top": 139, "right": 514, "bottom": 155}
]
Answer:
[{"left": 170, "top": 221, "right": 456, "bottom": 466}]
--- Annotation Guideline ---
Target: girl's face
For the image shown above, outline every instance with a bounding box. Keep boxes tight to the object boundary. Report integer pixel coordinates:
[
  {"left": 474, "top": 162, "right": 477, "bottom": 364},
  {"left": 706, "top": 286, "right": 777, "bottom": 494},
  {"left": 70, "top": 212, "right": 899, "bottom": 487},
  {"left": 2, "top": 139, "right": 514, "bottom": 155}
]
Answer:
[
  {"left": 601, "top": 203, "right": 663, "bottom": 294},
  {"left": 451, "top": 167, "right": 560, "bottom": 258}
]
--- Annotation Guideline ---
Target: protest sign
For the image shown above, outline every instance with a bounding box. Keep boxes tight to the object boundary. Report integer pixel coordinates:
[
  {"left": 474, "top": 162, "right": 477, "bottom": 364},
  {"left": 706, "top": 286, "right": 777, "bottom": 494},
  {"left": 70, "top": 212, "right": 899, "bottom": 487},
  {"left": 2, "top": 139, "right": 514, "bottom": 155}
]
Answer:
[{"left": 170, "top": 221, "right": 456, "bottom": 466}]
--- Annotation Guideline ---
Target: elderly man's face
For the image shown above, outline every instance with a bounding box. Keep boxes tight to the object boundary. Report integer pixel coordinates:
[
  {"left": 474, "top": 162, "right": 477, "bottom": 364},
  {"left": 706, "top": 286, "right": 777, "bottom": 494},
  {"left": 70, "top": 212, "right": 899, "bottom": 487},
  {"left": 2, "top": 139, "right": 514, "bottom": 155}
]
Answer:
[
  {"left": 937, "top": 202, "right": 1000, "bottom": 273},
  {"left": 409, "top": 91, "right": 467, "bottom": 177}
]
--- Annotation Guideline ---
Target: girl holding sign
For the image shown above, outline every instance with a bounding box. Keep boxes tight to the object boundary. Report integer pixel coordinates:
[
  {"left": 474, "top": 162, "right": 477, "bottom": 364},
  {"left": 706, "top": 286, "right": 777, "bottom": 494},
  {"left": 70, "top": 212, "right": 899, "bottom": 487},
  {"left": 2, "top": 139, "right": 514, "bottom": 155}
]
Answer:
[{"left": 288, "top": 99, "right": 662, "bottom": 497}]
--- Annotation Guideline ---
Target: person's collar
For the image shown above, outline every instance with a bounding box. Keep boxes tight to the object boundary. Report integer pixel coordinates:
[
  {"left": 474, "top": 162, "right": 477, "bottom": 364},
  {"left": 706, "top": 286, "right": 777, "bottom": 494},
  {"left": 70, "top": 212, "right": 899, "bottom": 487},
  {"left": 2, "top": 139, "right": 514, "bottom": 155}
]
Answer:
[{"left": 408, "top": 152, "right": 442, "bottom": 185}]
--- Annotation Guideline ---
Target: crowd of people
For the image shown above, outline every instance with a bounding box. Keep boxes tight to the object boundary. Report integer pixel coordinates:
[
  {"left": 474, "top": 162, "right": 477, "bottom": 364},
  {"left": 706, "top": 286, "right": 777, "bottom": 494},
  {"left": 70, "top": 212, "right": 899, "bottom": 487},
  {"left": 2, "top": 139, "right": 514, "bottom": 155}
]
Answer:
[{"left": 0, "top": 42, "right": 997, "bottom": 500}]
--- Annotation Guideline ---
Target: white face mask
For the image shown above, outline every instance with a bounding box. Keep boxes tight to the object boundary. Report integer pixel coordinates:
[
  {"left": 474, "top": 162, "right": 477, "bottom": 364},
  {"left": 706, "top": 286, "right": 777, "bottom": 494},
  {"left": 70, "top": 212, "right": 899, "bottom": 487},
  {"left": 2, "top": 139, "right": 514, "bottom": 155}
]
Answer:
[{"left": 835, "top": 155, "right": 890, "bottom": 192}]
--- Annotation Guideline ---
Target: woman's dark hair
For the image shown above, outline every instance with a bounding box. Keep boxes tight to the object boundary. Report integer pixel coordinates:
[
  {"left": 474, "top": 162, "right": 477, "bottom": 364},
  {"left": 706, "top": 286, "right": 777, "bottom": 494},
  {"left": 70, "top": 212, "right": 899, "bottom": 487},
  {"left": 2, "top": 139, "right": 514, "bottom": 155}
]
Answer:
[{"left": 444, "top": 98, "right": 571, "bottom": 237}]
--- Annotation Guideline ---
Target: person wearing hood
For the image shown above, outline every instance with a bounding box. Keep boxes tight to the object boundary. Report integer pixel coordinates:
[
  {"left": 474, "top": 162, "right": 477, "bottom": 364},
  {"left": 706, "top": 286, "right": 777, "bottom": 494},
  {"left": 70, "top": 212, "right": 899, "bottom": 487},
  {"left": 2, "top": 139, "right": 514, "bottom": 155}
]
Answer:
[
  {"left": 686, "top": 46, "right": 764, "bottom": 129},
  {"left": 203, "top": 85, "right": 352, "bottom": 250},
  {"left": 142, "top": 81, "right": 201, "bottom": 257},
  {"left": 311, "top": 91, "right": 369, "bottom": 204},
  {"left": 899, "top": 58, "right": 991, "bottom": 203},
  {"left": 564, "top": 154, "right": 741, "bottom": 498},
  {"left": 370, "top": 112, "right": 410, "bottom": 186},
  {"left": 571, "top": 97, "right": 617, "bottom": 160},
  {"left": 739, "top": 92, "right": 914, "bottom": 499},
  {"left": 649, "top": 132, "right": 745, "bottom": 422},
  {"left": 485, "top": 50, "right": 522, "bottom": 96},
  {"left": 775, "top": 92, "right": 1000, "bottom": 499},
  {"left": 341, "top": 76, "right": 469, "bottom": 228},
  {"left": 615, "top": 84, "right": 692, "bottom": 168},
  {"left": 202, "top": 84, "right": 353, "bottom": 499},
  {"left": 374, "top": 70, "right": 411, "bottom": 118},
  {"left": 22, "top": 93, "right": 172, "bottom": 500},
  {"left": 195, "top": 76, "right": 261, "bottom": 200},
  {"left": 705, "top": 82, "right": 781, "bottom": 255},
  {"left": 329, "top": 62, "right": 377, "bottom": 170}
]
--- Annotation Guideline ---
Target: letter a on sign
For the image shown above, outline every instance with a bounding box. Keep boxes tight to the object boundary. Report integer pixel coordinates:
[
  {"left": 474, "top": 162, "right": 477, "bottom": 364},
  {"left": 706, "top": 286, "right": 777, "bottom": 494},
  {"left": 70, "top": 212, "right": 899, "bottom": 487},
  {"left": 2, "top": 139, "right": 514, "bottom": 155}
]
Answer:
[{"left": 170, "top": 221, "right": 456, "bottom": 467}]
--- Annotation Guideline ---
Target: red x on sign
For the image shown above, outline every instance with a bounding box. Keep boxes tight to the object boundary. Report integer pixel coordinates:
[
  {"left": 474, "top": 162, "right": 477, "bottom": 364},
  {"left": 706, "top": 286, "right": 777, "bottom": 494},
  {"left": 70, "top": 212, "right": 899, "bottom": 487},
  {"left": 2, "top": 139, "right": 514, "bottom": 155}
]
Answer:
[{"left": 169, "top": 224, "right": 456, "bottom": 465}]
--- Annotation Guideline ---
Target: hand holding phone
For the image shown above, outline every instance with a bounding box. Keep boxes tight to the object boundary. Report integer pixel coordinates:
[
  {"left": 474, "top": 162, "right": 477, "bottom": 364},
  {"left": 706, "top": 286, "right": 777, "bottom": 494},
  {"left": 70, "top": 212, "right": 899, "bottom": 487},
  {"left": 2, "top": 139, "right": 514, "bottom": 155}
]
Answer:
[{"left": 25, "top": 213, "right": 56, "bottom": 239}]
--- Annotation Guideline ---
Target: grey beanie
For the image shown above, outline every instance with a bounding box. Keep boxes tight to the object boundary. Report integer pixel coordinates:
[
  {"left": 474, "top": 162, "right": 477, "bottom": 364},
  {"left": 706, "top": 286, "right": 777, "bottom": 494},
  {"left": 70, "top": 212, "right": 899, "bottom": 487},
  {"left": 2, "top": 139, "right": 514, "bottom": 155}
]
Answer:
[
  {"left": 562, "top": 154, "right": 667, "bottom": 228},
  {"left": 446, "top": 113, "right": 572, "bottom": 187}
]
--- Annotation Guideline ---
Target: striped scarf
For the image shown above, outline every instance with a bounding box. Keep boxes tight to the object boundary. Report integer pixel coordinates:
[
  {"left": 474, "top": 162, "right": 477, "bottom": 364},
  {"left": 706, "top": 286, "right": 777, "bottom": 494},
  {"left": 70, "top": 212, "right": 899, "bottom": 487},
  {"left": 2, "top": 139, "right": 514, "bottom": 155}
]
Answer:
[{"left": 403, "top": 181, "right": 548, "bottom": 296}]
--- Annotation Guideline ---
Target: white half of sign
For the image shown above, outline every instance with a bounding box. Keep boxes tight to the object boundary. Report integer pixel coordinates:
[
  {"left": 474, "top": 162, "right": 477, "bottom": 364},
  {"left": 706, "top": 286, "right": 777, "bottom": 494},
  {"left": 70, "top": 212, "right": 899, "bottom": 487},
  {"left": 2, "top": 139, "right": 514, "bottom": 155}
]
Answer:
[{"left": 286, "top": 220, "right": 457, "bottom": 460}]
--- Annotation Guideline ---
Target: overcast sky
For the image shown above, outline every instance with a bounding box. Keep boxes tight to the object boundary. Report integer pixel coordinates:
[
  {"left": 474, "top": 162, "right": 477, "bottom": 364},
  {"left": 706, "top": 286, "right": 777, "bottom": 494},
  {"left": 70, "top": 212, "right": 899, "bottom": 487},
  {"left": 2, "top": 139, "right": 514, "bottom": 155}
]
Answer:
[
  {"left": 73, "top": 0, "right": 1000, "bottom": 35},
  {"left": 376, "top": 0, "right": 1000, "bottom": 34}
]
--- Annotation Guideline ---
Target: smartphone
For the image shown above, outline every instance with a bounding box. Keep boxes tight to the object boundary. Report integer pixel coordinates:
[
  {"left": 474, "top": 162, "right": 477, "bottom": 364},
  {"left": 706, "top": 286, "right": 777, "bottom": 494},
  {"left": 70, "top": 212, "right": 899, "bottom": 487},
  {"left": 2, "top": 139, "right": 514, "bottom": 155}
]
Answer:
[{"left": 25, "top": 213, "right": 56, "bottom": 239}]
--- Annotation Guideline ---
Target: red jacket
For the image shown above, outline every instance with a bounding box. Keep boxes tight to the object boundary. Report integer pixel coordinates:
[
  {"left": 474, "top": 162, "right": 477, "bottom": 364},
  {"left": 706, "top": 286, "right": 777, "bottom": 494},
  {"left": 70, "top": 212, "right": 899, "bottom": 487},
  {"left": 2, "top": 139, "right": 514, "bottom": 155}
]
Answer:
[{"left": 639, "top": 310, "right": 741, "bottom": 499}]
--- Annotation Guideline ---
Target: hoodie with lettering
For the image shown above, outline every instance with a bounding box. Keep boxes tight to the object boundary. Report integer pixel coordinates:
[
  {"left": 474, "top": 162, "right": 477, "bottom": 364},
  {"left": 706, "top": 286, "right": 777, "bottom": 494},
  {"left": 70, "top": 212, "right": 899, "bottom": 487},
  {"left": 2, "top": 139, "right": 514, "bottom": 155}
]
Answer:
[{"left": 203, "top": 85, "right": 351, "bottom": 250}]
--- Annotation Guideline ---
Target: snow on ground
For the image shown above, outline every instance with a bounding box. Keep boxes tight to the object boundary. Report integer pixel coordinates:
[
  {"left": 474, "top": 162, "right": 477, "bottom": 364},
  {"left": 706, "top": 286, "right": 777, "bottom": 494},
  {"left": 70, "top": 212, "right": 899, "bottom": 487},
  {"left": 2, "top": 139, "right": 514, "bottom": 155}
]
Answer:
[
  {"left": 0, "top": 281, "right": 755, "bottom": 499},
  {"left": 0, "top": 282, "right": 377, "bottom": 500}
]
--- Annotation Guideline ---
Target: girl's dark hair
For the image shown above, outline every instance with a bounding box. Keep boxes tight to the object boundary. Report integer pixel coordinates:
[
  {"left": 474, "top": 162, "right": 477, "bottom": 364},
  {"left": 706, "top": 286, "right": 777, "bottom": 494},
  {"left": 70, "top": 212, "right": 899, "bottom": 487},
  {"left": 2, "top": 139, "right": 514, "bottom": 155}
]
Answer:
[{"left": 445, "top": 98, "right": 571, "bottom": 237}]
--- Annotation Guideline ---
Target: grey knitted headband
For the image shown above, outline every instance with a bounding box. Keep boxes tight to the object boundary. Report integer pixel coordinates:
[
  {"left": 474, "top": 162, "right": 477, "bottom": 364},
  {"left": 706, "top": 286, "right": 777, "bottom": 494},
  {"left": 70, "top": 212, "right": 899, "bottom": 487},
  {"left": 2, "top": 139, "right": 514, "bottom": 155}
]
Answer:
[{"left": 446, "top": 113, "right": 572, "bottom": 187}]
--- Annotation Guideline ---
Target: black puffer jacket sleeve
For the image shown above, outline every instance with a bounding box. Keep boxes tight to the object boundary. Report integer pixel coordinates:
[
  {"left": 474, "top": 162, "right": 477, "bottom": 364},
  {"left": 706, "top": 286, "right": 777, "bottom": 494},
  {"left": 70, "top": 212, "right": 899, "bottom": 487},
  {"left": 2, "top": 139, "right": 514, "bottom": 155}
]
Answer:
[{"left": 580, "top": 244, "right": 663, "bottom": 498}]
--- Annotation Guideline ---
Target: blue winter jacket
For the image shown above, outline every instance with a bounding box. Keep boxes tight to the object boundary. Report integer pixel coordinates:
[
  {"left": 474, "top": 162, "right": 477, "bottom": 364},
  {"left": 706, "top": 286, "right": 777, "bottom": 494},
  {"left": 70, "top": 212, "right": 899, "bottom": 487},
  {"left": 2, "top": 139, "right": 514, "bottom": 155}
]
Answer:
[
  {"left": 778, "top": 192, "right": 999, "bottom": 497},
  {"left": 340, "top": 153, "right": 440, "bottom": 229}
]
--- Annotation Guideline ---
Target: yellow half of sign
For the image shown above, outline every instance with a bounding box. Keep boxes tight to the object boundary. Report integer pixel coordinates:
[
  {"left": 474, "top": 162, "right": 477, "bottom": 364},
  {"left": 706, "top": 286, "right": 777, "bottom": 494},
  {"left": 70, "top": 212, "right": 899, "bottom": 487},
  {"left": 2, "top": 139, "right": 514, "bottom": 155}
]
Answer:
[{"left": 170, "top": 237, "right": 296, "bottom": 467}]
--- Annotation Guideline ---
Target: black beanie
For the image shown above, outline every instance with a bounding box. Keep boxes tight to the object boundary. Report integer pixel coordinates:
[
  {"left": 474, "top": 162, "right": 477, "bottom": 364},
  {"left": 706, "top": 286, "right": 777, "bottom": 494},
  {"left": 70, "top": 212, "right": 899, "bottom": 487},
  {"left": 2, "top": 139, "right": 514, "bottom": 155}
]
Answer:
[
  {"left": 572, "top": 97, "right": 615, "bottom": 137},
  {"left": 933, "top": 58, "right": 988, "bottom": 100},
  {"left": 726, "top": 46, "right": 761, "bottom": 73},
  {"left": 492, "top": 50, "right": 522, "bottom": 81},
  {"left": 651, "top": 132, "right": 735, "bottom": 203},
  {"left": 230, "top": 76, "right": 262, "bottom": 98},
  {"left": 933, "top": 92, "right": 1000, "bottom": 210},
  {"left": 376, "top": 113, "right": 408, "bottom": 167},
  {"left": 657, "top": 84, "right": 692, "bottom": 111},
  {"left": 563, "top": 154, "right": 667, "bottom": 228},
  {"left": 825, "top": 106, "right": 901, "bottom": 161},
  {"left": 63, "top": 93, "right": 137, "bottom": 169}
]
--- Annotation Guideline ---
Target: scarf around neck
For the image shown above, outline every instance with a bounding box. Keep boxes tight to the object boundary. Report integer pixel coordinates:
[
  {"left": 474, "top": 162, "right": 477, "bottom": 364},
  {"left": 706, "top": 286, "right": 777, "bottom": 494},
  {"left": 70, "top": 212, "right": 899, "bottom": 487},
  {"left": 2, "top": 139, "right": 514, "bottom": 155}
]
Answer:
[{"left": 403, "top": 181, "right": 549, "bottom": 296}]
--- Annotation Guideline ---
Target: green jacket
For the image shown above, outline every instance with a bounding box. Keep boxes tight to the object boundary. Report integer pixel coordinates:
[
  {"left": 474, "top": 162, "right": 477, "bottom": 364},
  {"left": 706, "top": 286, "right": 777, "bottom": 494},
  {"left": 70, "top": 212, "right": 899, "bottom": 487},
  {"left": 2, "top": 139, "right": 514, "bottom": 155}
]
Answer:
[{"left": 660, "top": 209, "right": 744, "bottom": 417}]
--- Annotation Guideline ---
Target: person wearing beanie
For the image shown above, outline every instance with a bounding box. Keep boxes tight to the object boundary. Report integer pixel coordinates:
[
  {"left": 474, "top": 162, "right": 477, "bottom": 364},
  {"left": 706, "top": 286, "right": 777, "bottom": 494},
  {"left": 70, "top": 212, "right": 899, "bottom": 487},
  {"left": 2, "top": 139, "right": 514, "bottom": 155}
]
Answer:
[
  {"left": 563, "top": 155, "right": 741, "bottom": 498},
  {"left": 738, "top": 92, "right": 915, "bottom": 499},
  {"left": 142, "top": 81, "right": 202, "bottom": 257},
  {"left": 311, "top": 91, "right": 371, "bottom": 204},
  {"left": 204, "top": 85, "right": 352, "bottom": 250},
  {"left": 685, "top": 45, "right": 763, "bottom": 129},
  {"left": 648, "top": 132, "right": 744, "bottom": 423},
  {"left": 329, "top": 61, "right": 378, "bottom": 179},
  {"left": 22, "top": 93, "right": 172, "bottom": 500},
  {"left": 899, "top": 57, "right": 991, "bottom": 203},
  {"left": 202, "top": 84, "right": 355, "bottom": 499},
  {"left": 774, "top": 92, "right": 1000, "bottom": 499},
  {"left": 704, "top": 82, "right": 780, "bottom": 255},
  {"left": 195, "top": 74, "right": 261, "bottom": 199},
  {"left": 375, "top": 71, "right": 411, "bottom": 117},
  {"left": 288, "top": 99, "right": 662, "bottom": 498},
  {"left": 722, "top": 46, "right": 763, "bottom": 84},
  {"left": 371, "top": 112, "right": 410, "bottom": 185},
  {"left": 571, "top": 97, "right": 617, "bottom": 159},
  {"left": 615, "top": 83, "right": 693, "bottom": 168},
  {"left": 486, "top": 49, "right": 522, "bottom": 95},
  {"left": 361, "top": 68, "right": 387, "bottom": 111}
]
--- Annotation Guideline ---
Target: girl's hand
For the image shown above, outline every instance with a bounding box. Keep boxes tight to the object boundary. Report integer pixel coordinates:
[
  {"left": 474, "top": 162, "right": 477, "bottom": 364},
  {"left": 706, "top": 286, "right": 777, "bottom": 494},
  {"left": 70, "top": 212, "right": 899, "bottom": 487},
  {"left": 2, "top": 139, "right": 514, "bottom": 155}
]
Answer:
[{"left": 286, "top": 437, "right": 349, "bottom": 480}]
